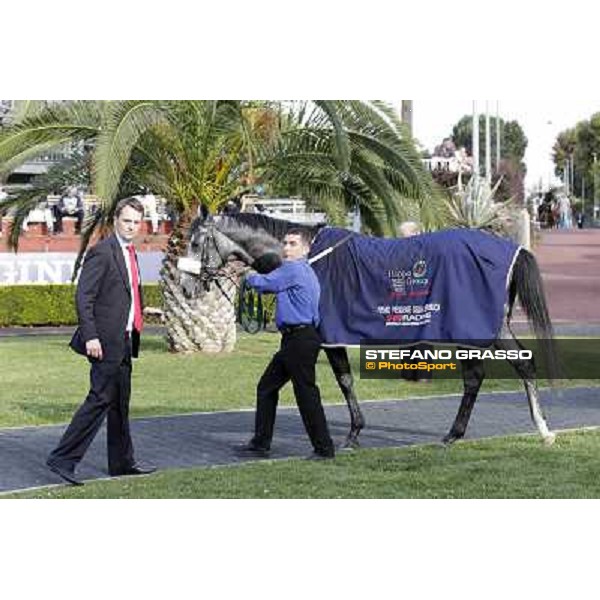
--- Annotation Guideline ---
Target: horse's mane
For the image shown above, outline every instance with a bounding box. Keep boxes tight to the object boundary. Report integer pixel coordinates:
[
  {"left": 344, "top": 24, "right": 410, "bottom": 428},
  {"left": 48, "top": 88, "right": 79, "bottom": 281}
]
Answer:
[
  {"left": 228, "top": 212, "right": 325, "bottom": 242},
  {"left": 188, "top": 212, "right": 329, "bottom": 263}
]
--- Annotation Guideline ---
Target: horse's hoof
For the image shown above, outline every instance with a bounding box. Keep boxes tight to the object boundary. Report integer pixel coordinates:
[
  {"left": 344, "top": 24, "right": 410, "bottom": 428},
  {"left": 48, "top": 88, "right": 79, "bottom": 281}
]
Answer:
[
  {"left": 442, "top": 433, "right": 461, "bottom": 446},
  {"left": 339, "top": 439, "right": 360, "bottom": 451},
  {"left": 543, "top": 432, "right": 556, "bottom": 446}
]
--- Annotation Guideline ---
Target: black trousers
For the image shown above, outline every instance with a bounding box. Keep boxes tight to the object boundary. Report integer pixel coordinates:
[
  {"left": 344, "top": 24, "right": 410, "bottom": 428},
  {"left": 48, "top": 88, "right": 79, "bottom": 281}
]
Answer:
[
  {"left": 252, "top": 326, "right": 334, "bottom": 455},
  {"left": 53, "top": 205, "right": 84, "bottom": 233},
  {"left": 48, "top": 340, "right": 135, "bottom": 473}
]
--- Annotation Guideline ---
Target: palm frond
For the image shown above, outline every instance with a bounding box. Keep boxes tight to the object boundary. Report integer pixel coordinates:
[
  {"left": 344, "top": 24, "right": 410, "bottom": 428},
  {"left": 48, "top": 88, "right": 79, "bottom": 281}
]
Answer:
[
  {"left": 0, "top": 101, "right": 101, "bottom": 167},
  {"left": 72, "top": 209, "right": 107, "bottom": 281},
  {"left": 0, "top": 138, "right": 75, "bottom": 179},
  {"left": 93, "top": 101, "right": 169, "bottom": 204},
  {"left": 312, "top": 101, "right": 352, "bottom": 172},
  {"left": 0, "top": 189, "right": 48, "bottom": 251}
]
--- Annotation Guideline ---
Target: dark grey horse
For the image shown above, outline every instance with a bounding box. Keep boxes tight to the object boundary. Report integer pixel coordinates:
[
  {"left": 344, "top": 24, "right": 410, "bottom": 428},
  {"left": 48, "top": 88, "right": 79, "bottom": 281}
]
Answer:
[{"left": 180, "top": 212, "right": 558, "bottom": 448}]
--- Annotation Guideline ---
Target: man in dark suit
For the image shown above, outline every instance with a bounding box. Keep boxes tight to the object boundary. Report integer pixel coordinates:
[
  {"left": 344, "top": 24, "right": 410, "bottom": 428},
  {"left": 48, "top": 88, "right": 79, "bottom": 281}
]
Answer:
[{"left": 46, "top": 197, "right": 156, "bottom": 486}]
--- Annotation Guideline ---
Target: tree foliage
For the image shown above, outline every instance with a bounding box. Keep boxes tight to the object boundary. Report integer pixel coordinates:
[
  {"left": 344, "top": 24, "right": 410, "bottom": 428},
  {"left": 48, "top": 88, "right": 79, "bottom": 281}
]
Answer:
[
  {"left": 452, "top": 115, "right": 527, "bottom": 165},
  {"left": 553, "top": 112, "right": 600, "bottom": 197},
  {"left": 448, "top": 114, "right": 528, "bottom": 205},
  {"left": 1, "top": 100, "right": 442, "bottom": 247}
]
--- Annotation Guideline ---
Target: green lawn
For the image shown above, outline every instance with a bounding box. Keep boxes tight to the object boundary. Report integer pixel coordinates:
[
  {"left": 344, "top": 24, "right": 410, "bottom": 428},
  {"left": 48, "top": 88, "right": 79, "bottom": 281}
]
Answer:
[
  {"left": 0, "top": 333, "right": 597, "bottom": 428},
  {"left": 3, "top": 333, "right": 600, "bottom": 499},
  {"left": 7, "top": 429, "right": 600, "bottom": 499}
]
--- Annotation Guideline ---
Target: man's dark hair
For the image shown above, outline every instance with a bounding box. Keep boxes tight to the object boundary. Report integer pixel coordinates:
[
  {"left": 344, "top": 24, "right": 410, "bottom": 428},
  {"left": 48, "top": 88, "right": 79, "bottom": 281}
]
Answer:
[
  {"left": 285, "top": 227, "right": 312, "bottom": 246},
  {"left": 115, "top": 196, "right": 144, "bottom": 217}
]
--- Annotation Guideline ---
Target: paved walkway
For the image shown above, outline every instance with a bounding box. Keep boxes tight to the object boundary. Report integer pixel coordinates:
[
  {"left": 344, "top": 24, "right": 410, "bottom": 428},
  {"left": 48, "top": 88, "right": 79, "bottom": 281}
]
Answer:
[
  {"left": 531, "top": 229, "right": 600, "bottom": 323},
  {"left": 1, "top": 386, "right": 599, "bottom": 494}
]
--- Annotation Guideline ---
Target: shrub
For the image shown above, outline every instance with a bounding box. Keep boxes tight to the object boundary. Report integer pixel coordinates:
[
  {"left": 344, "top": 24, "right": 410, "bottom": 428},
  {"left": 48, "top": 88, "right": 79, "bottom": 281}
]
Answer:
[{"left": 0, "top": 284, "right": 161, "bottom": 327}]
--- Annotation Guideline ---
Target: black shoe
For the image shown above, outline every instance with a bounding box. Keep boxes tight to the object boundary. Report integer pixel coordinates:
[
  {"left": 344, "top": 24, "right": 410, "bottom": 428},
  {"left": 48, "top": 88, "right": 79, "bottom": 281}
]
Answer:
[
  {"left": 110, "top": 462, "right": 157, "bottom": 477},
  {"left": 305, "top": 451, "right": 335, "bottom": 461},
  {"left": 46, "top": 459, "right": 84, "bottom": 486},
  {"left": 233, "top": 442, "right": 271, "bottom": 458}
]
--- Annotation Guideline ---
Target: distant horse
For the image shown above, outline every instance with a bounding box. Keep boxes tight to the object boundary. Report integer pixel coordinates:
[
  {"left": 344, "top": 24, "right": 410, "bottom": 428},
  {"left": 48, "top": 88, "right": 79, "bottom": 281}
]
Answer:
[
  {"left": 180, "top": 213, "right": 558, "bottom": 448},
  {"left": 538, "top": 202, "right": 555, "bottom": 229}
]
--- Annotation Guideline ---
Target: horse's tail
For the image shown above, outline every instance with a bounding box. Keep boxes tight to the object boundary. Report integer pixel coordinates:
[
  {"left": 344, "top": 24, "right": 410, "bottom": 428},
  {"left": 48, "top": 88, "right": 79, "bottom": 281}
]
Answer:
[{"left": 509, "top": 248, "right": 560, "bottom": 381}]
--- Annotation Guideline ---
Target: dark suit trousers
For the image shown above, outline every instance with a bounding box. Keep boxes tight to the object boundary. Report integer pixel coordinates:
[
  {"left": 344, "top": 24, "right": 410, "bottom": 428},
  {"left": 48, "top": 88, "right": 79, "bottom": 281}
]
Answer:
[
  {"left": 252, "top": 326, "right": 334, "bottom": 455},
  {"left": 49, "top": 339, "right": 135, "bottom": 473}
]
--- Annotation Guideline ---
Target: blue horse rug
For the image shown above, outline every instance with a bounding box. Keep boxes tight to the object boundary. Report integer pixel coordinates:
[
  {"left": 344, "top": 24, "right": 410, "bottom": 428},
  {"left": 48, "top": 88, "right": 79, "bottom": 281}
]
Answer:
[{"left": 308, "top": 227, "right": 521, "bottom": 346}]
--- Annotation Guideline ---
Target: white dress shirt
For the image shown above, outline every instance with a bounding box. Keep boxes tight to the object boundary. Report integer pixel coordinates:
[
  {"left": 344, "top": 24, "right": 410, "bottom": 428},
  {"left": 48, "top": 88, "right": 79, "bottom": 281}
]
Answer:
[{"left": 115, "top": 233, "right": 136, "bottom": 333}]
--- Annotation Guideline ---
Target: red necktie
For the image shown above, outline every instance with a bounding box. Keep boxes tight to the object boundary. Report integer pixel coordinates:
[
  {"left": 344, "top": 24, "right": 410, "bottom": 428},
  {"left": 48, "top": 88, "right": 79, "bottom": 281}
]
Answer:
[{"left": 127, "top": 244, "right": 143, "bottom": 332}]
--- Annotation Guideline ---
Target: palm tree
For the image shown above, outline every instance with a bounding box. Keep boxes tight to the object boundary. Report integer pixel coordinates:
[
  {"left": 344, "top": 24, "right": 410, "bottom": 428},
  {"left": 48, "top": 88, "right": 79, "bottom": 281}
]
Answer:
[
  {"left": 261, "top": 101, "right": 443, "bottom": 234},
  {"left": 0, "top": 100, "right": 441, "bottom": 353}
]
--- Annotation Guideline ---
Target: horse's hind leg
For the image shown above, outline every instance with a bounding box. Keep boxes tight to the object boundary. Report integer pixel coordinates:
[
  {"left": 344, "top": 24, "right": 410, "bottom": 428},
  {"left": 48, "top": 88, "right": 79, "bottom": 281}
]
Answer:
[
  {"left": 494, "top": 336, "right": 555, "bottom": 446},
  {"left": 323, "top": 347, "right": 365, "bottom": 449},
  {"left": 443, "top": 358, "right": 485, "bottom": 445}
]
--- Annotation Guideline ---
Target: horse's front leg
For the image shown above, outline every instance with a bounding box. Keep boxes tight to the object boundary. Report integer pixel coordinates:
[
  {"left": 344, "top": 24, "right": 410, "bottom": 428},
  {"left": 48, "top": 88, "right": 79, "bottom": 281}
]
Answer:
[
  {"left": 323, "top": 346, "right": 365, "bottom": 449},
  {"left": 443, "top": 357, "right": 485, "bottom": 445}
]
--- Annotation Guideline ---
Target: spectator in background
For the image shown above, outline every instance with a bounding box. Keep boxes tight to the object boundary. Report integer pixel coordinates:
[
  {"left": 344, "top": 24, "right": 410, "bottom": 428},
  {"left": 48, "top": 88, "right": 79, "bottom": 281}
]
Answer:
[
  {"left": 53, "top": 186, "right": 85, "bottom": 234},
  {"left": 558, "top": 195, "right": 572, "bottom": 229},
  {"left": 22, "top": 199, "right": 55, "bottom": 234}
]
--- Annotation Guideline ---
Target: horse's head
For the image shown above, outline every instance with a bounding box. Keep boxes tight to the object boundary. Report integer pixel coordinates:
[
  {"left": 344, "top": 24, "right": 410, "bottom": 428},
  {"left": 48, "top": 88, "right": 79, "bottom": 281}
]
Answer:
[
  {"left": 178, "top": 212, "right": 323, "bottom": 298},
  {"left": 178, "top": 216, "right": 225, "bottom": 298},
  {"left": 179, "top": 214, "right": 284, "bottom": 298}
]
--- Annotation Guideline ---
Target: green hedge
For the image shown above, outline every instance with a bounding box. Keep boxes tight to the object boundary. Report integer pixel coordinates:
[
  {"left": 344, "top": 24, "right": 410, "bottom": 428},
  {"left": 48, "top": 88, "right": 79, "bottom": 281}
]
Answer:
[{"left": 0, "top": 284, "right": 162, "bottom": 327}]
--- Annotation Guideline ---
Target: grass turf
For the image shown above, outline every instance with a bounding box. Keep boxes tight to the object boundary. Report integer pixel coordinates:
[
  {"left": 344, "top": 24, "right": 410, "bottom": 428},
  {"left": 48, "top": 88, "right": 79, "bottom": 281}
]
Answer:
[
  {"left": 7, "top": 429, "right": 600, "bottom": 499},
  {"left": 0, "top": 332, "right": 597, "bottom": 428},
  {"left": 0, "top": 333, "right": 598, "bottom": 427}
]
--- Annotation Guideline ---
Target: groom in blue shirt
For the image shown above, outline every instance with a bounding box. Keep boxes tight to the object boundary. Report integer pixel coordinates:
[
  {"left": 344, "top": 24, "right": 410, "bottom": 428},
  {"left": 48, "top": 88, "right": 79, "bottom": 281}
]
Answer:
[{"left": 237, "top": 228, "right": 335, "bottom": 460}]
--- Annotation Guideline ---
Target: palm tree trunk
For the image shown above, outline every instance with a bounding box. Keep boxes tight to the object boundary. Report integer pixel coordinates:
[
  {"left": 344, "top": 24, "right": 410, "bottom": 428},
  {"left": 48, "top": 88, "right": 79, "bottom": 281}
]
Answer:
[{"left": 160, "top": 212, "right": 238, "bottom": 353}]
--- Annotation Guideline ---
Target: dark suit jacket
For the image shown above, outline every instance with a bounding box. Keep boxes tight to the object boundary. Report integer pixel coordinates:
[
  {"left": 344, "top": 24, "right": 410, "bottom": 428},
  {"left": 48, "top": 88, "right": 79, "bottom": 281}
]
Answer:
[{"left": 70, "top": 235, "right": 144, "bottom": 361}]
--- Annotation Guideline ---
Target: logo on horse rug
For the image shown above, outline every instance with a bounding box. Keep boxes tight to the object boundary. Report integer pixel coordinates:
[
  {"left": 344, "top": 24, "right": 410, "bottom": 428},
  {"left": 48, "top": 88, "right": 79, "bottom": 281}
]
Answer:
[{"left": 309, "top": 227, "right": 521, "bottom": 346}]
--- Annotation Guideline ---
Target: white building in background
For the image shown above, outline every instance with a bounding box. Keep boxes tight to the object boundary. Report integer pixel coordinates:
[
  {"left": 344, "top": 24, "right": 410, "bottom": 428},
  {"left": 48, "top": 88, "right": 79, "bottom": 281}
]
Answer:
[
  {"left": 422, "top": 149, "right": 473, "bottom": 174},
  {"left": 422, "top": 137, "right": 473, "bottom": 175}
]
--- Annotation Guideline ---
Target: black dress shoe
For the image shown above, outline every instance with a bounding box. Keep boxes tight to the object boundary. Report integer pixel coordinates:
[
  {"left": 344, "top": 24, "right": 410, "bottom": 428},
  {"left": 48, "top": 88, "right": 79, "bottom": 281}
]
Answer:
[
  {"left": 233, "top": 442, "right": 271, "bottom": 458},
  {"left": 110, "top": 462, "right": 157, "bottom": 477},
  {"left": 305, "top": 451, "right": 335, "bottom": 461},
  {"left": 46, "top": 459, "right": 84, "bottom": 486}
]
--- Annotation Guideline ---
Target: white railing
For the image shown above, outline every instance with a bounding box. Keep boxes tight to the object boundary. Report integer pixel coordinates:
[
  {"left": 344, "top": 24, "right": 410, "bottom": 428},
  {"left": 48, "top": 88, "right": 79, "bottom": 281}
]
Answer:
[{"left": 240, "top": 196, "right": 327, "bottom": 224}]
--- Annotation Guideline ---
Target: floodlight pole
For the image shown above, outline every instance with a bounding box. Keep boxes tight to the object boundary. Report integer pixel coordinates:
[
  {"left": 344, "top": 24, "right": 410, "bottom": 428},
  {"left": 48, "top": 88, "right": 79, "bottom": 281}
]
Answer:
[{"left": 472, "top": 101, "right": 480, "bottom": 186}]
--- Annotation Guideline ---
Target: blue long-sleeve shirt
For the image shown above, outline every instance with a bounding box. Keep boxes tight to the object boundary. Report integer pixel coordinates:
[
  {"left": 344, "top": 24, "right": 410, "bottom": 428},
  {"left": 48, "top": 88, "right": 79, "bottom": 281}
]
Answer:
[{"left": 246, "top": 259, "right": 320, "bottom": 329}]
